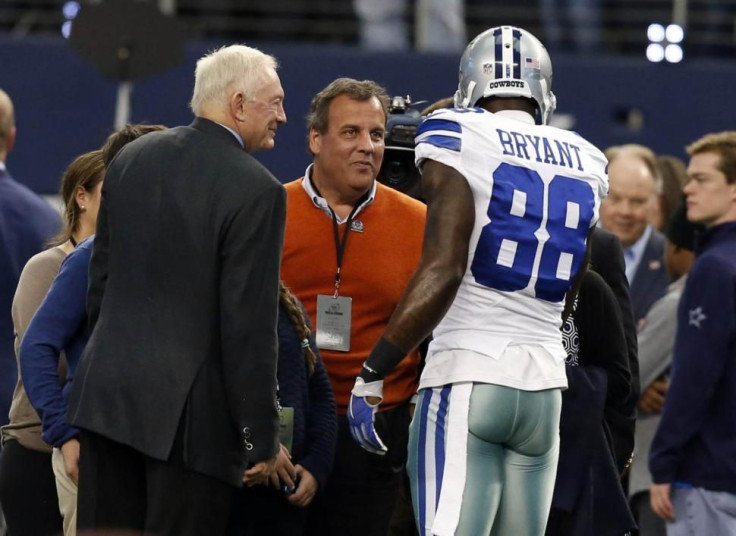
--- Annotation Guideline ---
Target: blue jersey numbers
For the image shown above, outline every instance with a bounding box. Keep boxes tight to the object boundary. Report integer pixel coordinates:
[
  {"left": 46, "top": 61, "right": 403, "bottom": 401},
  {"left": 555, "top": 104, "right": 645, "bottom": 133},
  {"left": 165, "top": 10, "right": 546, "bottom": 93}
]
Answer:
[{"left": 470, "top": 163, "right": 594, "bottom": 302}]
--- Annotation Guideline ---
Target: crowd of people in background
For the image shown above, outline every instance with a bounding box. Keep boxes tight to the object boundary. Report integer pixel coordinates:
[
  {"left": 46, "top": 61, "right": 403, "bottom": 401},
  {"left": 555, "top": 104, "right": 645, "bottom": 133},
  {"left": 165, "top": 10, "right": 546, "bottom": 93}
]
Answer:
[{"left": 0, "top": 21, "right": 734, "bottom": 536}]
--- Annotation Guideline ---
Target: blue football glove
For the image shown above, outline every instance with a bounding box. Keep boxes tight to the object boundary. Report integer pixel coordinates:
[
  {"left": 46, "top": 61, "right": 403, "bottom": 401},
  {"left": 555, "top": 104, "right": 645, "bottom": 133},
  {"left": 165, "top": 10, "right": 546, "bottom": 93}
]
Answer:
[{"left": 348, "top": 377, "right": 387, "bottom": 455}]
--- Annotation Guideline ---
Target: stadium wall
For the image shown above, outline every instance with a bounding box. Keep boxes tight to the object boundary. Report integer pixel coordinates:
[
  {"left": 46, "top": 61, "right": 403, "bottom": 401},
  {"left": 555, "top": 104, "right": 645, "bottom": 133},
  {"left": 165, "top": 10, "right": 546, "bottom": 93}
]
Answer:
[{"left": 1, "top": 36, "right": 733, "bottom": 194}]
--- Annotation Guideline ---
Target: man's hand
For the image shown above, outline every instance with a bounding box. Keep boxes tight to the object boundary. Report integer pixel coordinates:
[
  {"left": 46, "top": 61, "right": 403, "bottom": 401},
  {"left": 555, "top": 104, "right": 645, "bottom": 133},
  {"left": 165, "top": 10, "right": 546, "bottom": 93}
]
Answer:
[
  {"left": 639, "top": 379, "right": 669, "bottom": 413},
  {"left": 287, "top": 464, "right": 318, "bottom": 507},
  {"left": 650, "top": 483, "right": 675, "bottom": 521},
  {"left": 348, "top": 377, "right": 387, "bottom": 455},
  {"left": 60, "top": 438, "right": 80, "bottom": 484},
  {"left": 268, "top": 444, "right": 297, "bottom": 490},
  {"left": 242, "top": 451, "right": 280, "bottom": 487}
]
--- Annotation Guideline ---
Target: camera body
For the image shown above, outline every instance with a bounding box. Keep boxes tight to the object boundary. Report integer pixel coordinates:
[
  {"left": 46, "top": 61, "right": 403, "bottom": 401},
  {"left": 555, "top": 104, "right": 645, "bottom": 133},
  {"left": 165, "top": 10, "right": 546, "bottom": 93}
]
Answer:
[{"left": 378, "top": 95, "right": 424, "bottom": 201}]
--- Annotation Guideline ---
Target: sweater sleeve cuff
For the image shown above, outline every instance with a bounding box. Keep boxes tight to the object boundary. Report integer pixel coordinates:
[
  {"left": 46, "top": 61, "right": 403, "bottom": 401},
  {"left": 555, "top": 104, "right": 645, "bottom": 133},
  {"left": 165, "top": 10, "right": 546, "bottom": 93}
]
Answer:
[
  {"left": 649, "top": 454, "right": 679, "bottom": 485},
  {"left": 298, "top": 455, "right": 330, "bottom": 490},
  {"left": 49, "top": 425, "right": 80, "bottom": 449}
]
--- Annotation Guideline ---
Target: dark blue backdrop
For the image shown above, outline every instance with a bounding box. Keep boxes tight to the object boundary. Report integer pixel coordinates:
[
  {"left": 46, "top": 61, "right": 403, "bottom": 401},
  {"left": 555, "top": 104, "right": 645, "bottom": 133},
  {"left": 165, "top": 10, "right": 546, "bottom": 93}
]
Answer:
[{"left": 1, "top": 35, "right": 734, "bottom": 194}]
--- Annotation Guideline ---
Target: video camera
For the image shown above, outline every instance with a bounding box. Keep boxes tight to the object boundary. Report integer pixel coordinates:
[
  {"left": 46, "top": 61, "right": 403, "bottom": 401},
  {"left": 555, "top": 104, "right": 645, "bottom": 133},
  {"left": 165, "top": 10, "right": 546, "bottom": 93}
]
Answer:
[{"left": 377, "top": 95, "right": 424, "bottom": 201}]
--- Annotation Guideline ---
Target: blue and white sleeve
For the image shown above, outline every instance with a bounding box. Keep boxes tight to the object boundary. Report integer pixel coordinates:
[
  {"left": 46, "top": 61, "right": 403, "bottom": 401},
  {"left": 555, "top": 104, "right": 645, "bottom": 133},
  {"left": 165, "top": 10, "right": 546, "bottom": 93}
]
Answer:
[{"left": 414, "top": 111, "right": 464, "bottom": 175}]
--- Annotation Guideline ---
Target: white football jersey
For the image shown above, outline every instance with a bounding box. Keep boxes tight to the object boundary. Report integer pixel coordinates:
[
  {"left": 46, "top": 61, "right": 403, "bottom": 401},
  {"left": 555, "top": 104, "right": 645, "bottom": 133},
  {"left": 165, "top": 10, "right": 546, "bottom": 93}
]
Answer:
[{"left": 415, "top": 108, "right": 608, "bottom": 372}]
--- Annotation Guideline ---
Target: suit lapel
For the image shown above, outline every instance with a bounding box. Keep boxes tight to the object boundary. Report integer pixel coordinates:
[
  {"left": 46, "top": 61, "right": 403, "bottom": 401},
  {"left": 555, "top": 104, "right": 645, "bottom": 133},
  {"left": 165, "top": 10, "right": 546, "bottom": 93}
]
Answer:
[{"left": 630, "top": 231, "right": 667, "bottom": 320}]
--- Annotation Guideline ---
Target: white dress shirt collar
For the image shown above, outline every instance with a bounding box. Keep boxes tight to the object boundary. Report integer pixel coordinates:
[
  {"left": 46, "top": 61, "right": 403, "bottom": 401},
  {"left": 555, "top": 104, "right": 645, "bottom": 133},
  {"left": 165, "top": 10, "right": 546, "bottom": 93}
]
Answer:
[
  {"left": 215, "top": 122, "right": 244, "bottom": 149},
  {"left": 300, "top": 164, "right": 376, "bottom": 224}
]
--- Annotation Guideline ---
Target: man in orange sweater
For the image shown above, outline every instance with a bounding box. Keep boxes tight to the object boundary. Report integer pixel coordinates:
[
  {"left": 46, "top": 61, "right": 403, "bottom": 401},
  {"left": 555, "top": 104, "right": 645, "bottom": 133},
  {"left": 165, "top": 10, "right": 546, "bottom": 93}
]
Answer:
[{"left": 281, "top": 78, "right": 426, "bottom": 536}]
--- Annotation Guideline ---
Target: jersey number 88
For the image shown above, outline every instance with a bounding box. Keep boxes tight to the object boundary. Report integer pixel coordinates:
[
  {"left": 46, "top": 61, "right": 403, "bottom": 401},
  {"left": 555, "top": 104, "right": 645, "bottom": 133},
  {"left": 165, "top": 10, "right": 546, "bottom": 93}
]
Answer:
[{"left": 470, "top": 163, "right": 595, "bottom": 302}]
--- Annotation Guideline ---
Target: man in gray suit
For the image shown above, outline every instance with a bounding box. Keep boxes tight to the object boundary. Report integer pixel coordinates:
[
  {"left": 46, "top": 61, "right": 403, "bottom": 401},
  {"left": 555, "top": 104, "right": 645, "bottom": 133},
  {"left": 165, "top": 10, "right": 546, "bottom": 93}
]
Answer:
[
  {"left": 68, "top": 45, "right": 287, "bottom": 535},
  {"left": 600, "top": 144, "right": 670, "bottom": 324}
]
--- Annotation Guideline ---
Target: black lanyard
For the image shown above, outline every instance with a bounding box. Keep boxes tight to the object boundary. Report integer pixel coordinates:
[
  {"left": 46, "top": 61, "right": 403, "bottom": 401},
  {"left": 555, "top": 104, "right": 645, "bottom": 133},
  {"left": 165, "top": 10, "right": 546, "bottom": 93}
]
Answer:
[{"left": 328, "top": 196, "right": 367, "bottom": 298}]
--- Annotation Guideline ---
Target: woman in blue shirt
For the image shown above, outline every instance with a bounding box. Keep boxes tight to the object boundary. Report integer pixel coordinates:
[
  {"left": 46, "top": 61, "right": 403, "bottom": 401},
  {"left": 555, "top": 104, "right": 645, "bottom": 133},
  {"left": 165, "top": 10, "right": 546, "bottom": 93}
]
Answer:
[{"left": 19, "top": 124, "right": 165, "bottom": 536}]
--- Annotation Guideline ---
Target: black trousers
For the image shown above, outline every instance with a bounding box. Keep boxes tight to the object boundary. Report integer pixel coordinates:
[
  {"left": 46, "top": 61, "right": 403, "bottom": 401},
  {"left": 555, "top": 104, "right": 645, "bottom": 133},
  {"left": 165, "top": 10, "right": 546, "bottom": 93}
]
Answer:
[
  {"left": 227, "top": 484, "right": 308, "bottom": 535},
  {"left": 305, "top": 404, "right": 410, "bottom": 536},
  {"left": 77, "top": 430, "right": 233, "bottom": 536},
  {"left": 0, "top": 439, "right": 63, "bottom": 536}
]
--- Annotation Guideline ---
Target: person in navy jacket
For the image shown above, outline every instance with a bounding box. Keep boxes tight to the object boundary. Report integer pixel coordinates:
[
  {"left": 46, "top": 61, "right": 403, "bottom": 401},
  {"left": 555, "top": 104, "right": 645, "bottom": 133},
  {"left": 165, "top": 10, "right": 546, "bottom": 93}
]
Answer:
[
  {"left": 228, "top": 283, "right": 337, "bottom": 535},
  {"left": 21, "top": 237, "right": 94, "bottom": 459},
  {"left": 0, "top": 89, "right": 60, "bottom": 430},
  {"left": 649, "top": 131, "right": 736, "bottom": 534}
]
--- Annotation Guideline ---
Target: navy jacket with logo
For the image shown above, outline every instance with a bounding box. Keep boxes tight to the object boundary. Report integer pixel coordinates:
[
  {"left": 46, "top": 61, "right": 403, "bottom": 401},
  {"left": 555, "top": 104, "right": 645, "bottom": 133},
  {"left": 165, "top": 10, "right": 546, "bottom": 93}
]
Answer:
[{"left": 650, "top": 221, "right": 736, "bottom": 494}]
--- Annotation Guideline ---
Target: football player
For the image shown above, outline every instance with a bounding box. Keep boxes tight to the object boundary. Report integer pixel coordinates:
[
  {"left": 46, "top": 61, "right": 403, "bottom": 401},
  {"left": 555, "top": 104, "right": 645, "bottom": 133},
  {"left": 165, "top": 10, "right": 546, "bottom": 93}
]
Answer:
[{"left": 348, "top": 26, "right": 608, "bottom": 535}]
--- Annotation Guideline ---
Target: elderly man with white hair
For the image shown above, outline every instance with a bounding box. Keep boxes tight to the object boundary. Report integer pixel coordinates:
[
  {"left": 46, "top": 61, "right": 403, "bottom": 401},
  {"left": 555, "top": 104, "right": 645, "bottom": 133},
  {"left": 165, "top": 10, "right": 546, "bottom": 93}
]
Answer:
[{"left": 67, "top": 45, "right": 287, "bottom": 535}]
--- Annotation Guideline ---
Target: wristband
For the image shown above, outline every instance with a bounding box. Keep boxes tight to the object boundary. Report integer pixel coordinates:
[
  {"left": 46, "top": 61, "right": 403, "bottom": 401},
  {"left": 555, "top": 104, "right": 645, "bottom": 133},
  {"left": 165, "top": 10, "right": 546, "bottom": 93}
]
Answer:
[{"left": 359, "top": 337, "right": 407, "bottom": 381}]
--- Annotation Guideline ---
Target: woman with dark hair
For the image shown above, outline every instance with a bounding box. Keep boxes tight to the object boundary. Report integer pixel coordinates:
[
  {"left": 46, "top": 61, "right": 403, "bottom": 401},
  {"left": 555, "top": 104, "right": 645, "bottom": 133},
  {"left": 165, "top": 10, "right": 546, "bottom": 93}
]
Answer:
[
  {"left": 228, "top": 281, "right": 338, "bottom": 536},
  {"left": 0, "top": 149, "right": 104, "bottom": 536},
  {"left": 18, "top": 124, "right": 166, "bottom": 536}
]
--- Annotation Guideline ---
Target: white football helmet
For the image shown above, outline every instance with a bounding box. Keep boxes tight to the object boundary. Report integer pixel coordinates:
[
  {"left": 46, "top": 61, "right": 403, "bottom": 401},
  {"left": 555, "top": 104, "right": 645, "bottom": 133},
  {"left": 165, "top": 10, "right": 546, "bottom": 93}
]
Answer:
[{"left": 454, "top": 26, "right": 557, "bottom": 125}]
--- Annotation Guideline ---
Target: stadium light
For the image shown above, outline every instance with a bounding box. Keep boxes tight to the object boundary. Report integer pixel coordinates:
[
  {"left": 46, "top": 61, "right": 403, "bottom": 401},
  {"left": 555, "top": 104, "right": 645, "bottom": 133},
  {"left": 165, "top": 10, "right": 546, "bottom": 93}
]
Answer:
[
  {"left": 646, "top": 43, "right": 665, "bottom": 62},
  {"left": 63, "top": 1, "right": 81, "bottom": 20},
  {"left": 61, "top": 20, "right": 73, "bottom": 39},
  {"left": 647, "top": 22, "right": 684, "bottom": 63},
  {"left": 666, "top": 24, "right": 684, "bottom": 44},
  {"left": 647, "top": 23, "right": 665, "bottom": 43},
  {"left": 665, "top": 44, "right": 684, "bottom": 63},
  {"left": 61, "top": 1, "right": 80, "bottom": 39}
]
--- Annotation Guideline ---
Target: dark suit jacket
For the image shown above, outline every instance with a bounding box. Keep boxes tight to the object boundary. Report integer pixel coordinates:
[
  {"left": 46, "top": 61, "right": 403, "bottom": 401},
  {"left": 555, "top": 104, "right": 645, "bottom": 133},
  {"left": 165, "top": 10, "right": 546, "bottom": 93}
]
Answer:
[
  {"left": 590, "top": 227, "right": 638, "bottom": 473},
  {"left": 629, "top": 227, "right": 669, "bottom": 324},
  {"left": 0, "top": 168, "right": 60, "bottom": 427},
  {"left": 68, "top": 118, "right": 286, "bottom": 486}
]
